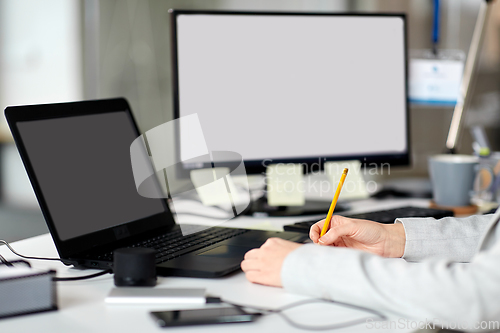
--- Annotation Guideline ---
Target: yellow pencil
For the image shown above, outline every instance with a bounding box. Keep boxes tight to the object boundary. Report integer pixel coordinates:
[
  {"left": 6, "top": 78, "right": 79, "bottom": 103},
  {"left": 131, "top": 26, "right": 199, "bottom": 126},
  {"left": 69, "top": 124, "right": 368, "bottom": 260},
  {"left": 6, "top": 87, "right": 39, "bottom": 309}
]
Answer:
[{"left": 320, "top": 168, "right": 348, "bottom": 238}]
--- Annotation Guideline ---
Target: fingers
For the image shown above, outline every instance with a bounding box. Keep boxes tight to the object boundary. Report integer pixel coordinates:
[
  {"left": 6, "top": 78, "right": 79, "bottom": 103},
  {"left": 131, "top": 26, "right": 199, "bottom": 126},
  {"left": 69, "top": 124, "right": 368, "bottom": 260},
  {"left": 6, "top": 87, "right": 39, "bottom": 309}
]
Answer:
[
  {"left": 318, "top": 222, "right": 357, "bottom": 245},
  {"left": 241, "top": 257, "right": 265, "bottom": 284},
  {"left": 244, "top": 248, "right": 259, "bottom": 260},
  {"left": 244, "top": 270, "right": 262, "bottom": 284},
  {"left": 241, "top": 238, "right": 300, "bottom": 288},
  {"left": 309, "top": 219, "right": 325, "bottom": 243},
  {"left": 240, "top": 256, "right": 259, "bottom": 271},
  {"left": 244, "top": 270, "right": 275, "bottom": 286},
  {"left": 261, "top": 237, "right": 284, "bottom": 247},
  {"left": 310, "top": 216, "right": 345, "bottom": 243}
]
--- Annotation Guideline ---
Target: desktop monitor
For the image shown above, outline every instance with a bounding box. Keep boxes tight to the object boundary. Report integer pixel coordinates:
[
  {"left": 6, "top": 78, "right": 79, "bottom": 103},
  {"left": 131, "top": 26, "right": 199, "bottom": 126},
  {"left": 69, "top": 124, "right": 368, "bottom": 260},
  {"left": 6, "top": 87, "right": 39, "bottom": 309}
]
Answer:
[{"left": 169, "top": 10, "right": 409, "bottom": 178}]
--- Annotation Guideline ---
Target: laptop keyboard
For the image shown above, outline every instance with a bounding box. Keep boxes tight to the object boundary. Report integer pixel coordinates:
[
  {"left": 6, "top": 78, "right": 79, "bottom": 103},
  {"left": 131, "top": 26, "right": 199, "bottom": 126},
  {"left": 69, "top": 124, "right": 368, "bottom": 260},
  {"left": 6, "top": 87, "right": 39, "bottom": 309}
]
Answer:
[
  {"left": 95, "top": 228, "right": 249, "bottom": 263},
  {"left": 283, "top": 206, "right": 454, "bottom": 233},
  {"left": 91, "top": 206, "right": 454, "bottom": 262}
]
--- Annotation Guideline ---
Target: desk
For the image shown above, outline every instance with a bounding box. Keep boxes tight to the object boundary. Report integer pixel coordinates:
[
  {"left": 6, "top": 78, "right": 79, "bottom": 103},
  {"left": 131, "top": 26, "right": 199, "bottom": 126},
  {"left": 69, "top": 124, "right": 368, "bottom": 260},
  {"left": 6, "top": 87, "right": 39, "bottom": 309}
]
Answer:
[{"left": 0, "top": 198, "right": 424, "bottom": 332}]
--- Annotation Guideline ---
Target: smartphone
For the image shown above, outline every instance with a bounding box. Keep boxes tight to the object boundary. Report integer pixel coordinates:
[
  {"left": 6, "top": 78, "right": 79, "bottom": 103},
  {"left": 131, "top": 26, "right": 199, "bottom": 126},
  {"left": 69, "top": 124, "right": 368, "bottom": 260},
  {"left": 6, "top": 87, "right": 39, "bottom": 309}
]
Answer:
[{"left": 150, "top": 306, "right": 260, "bottom": 327}]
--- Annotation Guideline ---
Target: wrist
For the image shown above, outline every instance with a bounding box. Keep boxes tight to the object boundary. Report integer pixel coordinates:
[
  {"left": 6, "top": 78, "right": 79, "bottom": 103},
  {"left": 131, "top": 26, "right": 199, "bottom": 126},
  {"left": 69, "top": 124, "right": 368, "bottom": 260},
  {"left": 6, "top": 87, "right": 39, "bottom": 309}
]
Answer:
[{"left": 384, "top": 223, "right": 406, "bottom": 258}]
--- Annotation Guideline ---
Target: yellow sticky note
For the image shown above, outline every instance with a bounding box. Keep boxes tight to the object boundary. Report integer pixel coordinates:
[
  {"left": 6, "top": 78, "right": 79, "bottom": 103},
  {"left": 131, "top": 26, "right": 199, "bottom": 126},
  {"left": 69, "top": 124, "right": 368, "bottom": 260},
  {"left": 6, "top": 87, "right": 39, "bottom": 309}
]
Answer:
[
  {"left": 325, "top": 161, "right": 369, "bottom": 200},
  {"left": 190, "top": 168, "right": 238, "bottom": 207},
  {"left": 266, "top": 164, "right": 305, "bottom": 206}
]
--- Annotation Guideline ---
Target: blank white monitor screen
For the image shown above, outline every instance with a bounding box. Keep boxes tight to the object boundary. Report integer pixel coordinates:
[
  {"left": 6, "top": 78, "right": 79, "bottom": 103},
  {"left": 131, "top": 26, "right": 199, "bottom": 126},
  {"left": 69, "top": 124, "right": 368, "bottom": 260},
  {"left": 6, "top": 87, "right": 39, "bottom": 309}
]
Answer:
[{"left": 172, "top": 12, "right": 408, "bottom": 171}]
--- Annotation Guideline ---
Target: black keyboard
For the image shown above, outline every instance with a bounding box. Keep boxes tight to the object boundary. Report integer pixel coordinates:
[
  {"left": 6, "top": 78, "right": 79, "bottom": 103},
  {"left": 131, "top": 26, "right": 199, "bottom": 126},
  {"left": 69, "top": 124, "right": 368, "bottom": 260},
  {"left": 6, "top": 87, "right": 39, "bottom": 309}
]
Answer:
[
  {"left": 95, "top": 228, "right": 249, "bottom": 263},
  {"left": 283, "top": 206, "right": 454, "bottom": 233}
]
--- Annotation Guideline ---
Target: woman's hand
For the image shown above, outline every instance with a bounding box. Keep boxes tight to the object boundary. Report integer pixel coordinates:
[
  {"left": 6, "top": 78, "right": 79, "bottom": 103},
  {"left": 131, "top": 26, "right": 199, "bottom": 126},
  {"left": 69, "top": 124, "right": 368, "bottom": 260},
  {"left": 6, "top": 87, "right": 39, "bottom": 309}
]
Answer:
[
  {"left": 309, "top": 215, "right": 406, "bottom": 258},
  {"left": 241, "top": 238, "right": 302, "bottom": 287}
]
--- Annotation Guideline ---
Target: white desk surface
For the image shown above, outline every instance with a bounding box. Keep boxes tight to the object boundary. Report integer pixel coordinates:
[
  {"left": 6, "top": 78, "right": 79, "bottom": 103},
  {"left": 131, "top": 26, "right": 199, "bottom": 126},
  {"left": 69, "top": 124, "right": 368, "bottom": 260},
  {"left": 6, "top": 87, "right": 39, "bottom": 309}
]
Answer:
[{"left": 0, "top": 198, "right": 427, "bottom": 332}]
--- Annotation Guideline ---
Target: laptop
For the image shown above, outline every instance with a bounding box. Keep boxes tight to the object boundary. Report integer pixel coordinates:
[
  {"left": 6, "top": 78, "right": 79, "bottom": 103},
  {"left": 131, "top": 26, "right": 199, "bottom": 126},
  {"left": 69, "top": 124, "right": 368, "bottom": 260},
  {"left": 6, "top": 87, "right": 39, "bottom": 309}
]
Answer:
[{"left": 4, "top": 98, "right": 306, "bottom": 278}]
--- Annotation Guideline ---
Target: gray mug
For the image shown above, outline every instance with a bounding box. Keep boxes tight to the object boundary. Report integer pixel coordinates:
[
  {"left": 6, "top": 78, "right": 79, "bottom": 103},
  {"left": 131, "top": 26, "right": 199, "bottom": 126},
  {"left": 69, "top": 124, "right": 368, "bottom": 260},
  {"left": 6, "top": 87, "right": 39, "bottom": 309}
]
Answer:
[{"left": 429, "top": 154, "right": 479, "bottom": 207}]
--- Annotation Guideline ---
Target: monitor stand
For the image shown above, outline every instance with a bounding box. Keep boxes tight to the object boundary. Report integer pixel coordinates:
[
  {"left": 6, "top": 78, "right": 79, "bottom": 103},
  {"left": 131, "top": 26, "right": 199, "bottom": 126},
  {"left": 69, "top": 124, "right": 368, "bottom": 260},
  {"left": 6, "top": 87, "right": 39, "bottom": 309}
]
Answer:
[{"left": 242, "top": 195, "right": 349, "bottom": 217}]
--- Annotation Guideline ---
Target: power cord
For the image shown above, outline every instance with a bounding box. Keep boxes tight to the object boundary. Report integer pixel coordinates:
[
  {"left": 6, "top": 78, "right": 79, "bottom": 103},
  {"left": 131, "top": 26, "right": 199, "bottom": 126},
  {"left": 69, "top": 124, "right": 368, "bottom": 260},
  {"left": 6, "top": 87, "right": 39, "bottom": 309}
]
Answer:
[
  {"left": 210, "top": 297, "right": 387, "bottom": 331},
  {"left": 0, "top": 253, "right": 14, "bottom": 267},
  {"left": 0, "top": 239, "right": 112, "bottom": 282},
  {"left": 0, "top": 259, "right": 31, "bottom": 268},
  {"left": 0, "top": 240, "right": 62, "bottom": 262},
  {"left": 2, "top": 236, "right": 384, "bottom": 329},
  {"left": 52, "top": 269, "right": 112, "bottom": 282},
  {"left": 3, "top": 239, "right": 384, "bottom": 329}
]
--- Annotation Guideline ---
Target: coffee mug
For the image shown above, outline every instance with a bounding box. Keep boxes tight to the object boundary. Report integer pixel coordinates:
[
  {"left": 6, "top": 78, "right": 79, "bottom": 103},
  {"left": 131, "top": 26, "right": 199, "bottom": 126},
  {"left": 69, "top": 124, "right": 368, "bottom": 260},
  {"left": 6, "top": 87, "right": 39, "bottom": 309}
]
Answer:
[{"left": 428, "top": 154, "right": 479, "bottom": 207}]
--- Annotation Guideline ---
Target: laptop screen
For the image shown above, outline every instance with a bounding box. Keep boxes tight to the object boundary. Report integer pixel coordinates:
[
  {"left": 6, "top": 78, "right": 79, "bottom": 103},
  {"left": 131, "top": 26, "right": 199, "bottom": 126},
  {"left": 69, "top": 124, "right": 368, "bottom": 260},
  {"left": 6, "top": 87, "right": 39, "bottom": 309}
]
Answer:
[{"left": 16, "top": 111, "right": 165, "bottom": 241}]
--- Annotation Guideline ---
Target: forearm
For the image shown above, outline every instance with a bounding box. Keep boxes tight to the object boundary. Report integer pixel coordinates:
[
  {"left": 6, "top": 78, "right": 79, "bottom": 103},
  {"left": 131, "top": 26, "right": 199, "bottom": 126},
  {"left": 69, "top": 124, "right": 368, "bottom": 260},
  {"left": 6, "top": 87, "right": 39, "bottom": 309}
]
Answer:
[
  {"left": 282, "top": 243, "right": 500, "bottom": 330},
  {"left": 398, "top": 215, "right": 493, "bottom": 262},
  {"left": 382, "top": 223, "right": 406, "bottom": 258}
]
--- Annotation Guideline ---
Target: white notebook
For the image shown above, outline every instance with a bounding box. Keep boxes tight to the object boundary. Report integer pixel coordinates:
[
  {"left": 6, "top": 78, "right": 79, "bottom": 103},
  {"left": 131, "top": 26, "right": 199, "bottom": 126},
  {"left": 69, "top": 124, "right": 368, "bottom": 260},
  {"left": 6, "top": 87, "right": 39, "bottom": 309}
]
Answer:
[{"left": 105, "top": 288, "right": 206, "bottom": 305}]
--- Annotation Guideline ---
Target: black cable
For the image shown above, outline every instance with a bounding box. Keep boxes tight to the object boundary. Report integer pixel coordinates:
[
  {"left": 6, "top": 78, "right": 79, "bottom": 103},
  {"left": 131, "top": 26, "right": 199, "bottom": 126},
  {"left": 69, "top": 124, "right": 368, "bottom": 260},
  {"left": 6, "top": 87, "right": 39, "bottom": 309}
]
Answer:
[
  {"left": 0, "top": 240, "right": 62, "bottom": 262},
  {"left": 0, "top": 253, "right": 14, "bottom": 267},
  {"left": 0, "top": 259, "right": 31, "bottom": 268},
  {"left": 221, "top": 298, "right": 387, "bottom": 331},
  {"left": 52, "top": 269, "right": 112, "bottom": 282},
  {"left": 1, "top": 239, "right": 113, "bottom": 282}
]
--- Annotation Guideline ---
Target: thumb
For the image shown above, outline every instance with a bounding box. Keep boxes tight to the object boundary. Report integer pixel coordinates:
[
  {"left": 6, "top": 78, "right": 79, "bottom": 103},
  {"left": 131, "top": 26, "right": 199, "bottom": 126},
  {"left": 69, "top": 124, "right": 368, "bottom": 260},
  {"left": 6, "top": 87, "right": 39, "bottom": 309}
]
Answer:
[{"left": 318, "top": 222, "right": 357, "bottom": 245}]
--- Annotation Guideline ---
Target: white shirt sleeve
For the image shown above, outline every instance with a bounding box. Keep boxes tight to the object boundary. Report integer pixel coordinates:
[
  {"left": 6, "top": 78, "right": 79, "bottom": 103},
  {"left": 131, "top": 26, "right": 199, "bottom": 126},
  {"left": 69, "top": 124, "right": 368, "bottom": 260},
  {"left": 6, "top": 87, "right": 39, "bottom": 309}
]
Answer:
[
  {"left": 281, "top": 215, "right": 500, "bottom": 330},
  {"left": 398, "top": 214, "right": 493, "bottom": 262}
]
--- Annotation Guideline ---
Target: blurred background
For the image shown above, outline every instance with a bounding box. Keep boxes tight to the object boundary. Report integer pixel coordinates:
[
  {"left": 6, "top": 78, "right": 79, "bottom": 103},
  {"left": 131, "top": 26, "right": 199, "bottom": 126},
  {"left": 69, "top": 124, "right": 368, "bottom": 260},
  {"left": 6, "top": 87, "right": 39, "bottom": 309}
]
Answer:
[{"left": 0, "top": 0, "right": 499, "bottom": 242}]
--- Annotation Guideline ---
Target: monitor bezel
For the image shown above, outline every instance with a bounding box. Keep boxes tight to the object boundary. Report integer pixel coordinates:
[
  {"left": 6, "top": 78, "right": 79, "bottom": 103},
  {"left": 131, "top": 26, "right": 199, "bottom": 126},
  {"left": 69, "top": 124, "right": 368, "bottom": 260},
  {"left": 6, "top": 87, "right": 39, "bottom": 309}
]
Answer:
[{"left": 169, "top": 10, "right": 411, "bottom": 175}]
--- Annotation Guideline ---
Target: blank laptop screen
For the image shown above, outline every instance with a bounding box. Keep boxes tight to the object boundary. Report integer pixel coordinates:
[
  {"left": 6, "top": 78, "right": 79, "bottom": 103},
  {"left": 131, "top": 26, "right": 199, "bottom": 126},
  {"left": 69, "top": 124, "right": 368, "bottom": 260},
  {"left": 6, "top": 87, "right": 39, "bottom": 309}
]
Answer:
[{"left": 16, "top": 111, "right": 165, "bottom": 241}]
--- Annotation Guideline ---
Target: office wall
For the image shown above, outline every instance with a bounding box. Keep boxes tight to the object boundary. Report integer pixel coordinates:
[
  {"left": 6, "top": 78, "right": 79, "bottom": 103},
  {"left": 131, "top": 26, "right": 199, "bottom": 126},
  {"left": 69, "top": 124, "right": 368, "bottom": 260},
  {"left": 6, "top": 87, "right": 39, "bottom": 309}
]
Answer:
[
  {"left": 0, "top": 0, "right": 82, "bottom": 128},
  {"left": 0, "top": 0, "right": 82, "bottom": 207},
  {"left": 90, "top": 0, "right": 348, "bottom": 133},
  {"left": 1, "top": 0, "right": 499, "bottom": 209},
  {"left": 362, "top": 0, "right": 500, "bottom": 180},
  {"left": 85, "top": 0, "right": 350, "bottom": 194},
  {"left": 91, "top": 0, "right": 500, "bottom": 182}
]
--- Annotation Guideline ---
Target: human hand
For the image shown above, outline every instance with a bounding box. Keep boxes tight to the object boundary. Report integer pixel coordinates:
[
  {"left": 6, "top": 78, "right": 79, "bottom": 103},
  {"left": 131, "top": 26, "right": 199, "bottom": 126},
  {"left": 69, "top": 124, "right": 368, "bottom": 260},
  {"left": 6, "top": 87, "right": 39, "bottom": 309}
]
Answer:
[
  {"left": 309, "top": 215, "right": 405, "bottom": 258},
  {"left": 241, "top": 238, "right": 302, "bottom": 287}
]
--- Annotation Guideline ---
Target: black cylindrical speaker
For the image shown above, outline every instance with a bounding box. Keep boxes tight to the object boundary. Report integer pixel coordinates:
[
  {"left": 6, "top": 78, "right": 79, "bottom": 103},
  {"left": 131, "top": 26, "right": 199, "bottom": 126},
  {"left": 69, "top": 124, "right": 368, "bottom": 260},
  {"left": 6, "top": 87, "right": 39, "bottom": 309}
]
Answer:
[{"left": 113, "top": 248, "right": 157, "bottom": 287}]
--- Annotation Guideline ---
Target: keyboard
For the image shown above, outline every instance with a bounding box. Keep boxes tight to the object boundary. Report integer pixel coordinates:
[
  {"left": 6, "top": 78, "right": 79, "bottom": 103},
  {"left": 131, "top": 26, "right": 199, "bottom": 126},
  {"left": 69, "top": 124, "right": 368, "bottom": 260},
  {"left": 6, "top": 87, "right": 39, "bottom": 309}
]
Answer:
[
  {"left": 95, "top": 228, "right": 249, "bottom": 263},
  {"left": 283, "top": 206, "right": 454, "bottom": 233}
]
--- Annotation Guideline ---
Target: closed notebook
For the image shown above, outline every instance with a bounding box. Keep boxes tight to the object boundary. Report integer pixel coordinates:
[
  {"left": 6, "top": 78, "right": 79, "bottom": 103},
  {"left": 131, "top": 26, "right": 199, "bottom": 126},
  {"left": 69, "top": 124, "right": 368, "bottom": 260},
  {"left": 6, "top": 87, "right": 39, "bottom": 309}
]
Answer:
[{"left": 105, "top": 288, "right": 206, "bottom": 305}]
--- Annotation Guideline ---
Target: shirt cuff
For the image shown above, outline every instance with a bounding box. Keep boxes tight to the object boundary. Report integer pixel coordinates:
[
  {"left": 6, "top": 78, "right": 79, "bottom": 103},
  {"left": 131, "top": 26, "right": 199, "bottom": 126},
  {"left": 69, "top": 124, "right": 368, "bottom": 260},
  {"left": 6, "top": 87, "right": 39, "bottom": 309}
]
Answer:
[{"left": 396, "top": 217, "right": 433, "bottom": 261}]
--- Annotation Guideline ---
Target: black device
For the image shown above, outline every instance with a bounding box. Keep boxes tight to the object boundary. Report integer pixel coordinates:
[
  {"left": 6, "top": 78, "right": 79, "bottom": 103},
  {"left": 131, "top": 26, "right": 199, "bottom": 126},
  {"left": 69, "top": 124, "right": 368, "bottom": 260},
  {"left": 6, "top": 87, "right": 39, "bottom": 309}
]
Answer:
[
  {"left": 113, "top": 248, "right": 157, "bottom": 287},
  {"left": 4, "top": 98, "right": 306, "bottom": 278},
  {"left": 284, "top": 206, "right": 454, "bottom": 233},
  {"left": 170, "top": 10, "right": 409, "bottom": 174},
  {"left": 150, "top": 307, "right": 259, "bottom": 327}
]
